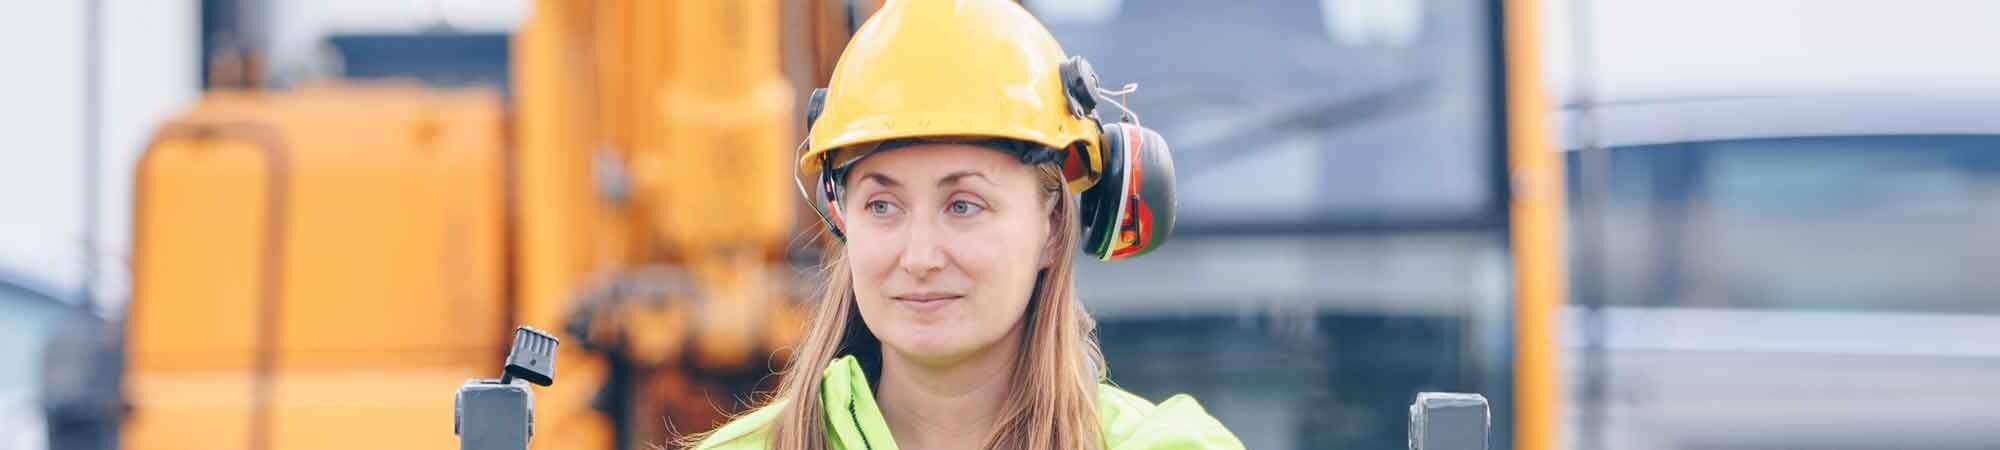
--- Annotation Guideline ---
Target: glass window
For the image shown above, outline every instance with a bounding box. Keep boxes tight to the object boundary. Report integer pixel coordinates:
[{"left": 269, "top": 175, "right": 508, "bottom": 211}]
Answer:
[
  {"left": 1038, "top": 0, "right": 1500, "bottom": 231},
  {"left": 1567, "top": 134, "right": 2000, "bottom": 314}
]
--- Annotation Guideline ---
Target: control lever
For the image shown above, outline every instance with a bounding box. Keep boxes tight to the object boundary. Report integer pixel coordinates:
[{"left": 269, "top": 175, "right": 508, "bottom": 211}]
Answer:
[
  {"left": 456, "top": 326, "right": 559, "bottom": 450},
  {"left": 1409, "top": 392, "right": 1490, "bottom": 450}
]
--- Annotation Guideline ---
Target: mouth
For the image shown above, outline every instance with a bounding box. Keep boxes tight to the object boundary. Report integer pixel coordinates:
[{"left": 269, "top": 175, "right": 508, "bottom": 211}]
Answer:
[{"left": 893, "top": 293, "right": 965, "bottom": 303}]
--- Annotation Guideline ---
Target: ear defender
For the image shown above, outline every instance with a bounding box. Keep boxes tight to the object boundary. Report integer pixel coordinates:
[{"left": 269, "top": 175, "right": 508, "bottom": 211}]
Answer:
[
  {"left": 1081, "top": 121, "right": 1176, "bottom": 260},
  {"left": 802, "top": 87, "right": 848, "bottom": 241},
  {"left": 1064, "top": 56, "right": 1178, "bottom": 261}
]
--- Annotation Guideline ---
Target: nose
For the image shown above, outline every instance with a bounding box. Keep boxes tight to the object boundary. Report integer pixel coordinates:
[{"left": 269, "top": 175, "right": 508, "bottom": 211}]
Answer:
[{"left": 897, "top": 215, "right": 946, "bottom": 279}]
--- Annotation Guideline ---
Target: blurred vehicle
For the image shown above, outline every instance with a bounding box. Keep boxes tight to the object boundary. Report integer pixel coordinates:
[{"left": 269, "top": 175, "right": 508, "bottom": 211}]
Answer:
[
  {"left": 0, "top": 272, "right": 69, "bottom": 450},
  {"left": 0, "top": 270, "right": 115, "bottom": 450},
  {"left": 1562, "top": 95, "right": 2000, "bottom": 450},
  {"left": 1553, "top": 2, "right": 2000, "bottom": 448}
]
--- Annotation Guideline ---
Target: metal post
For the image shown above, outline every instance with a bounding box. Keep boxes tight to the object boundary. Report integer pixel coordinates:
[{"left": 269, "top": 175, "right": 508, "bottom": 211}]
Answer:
[{"left": 80, "top": 0, "right": 103, "bottom": 313}]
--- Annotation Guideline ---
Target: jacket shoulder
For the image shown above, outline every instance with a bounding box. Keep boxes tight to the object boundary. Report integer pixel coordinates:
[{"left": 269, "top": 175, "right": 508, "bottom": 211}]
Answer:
[
  {"left": 690, "top": 400, "right": 786, "bottom": 450},
  {"left": 1096, "top": 384, "right": 1247, "bottom": 450}
]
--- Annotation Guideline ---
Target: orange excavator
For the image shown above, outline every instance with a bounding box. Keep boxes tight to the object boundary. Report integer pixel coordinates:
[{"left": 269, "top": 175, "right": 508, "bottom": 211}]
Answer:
[{"left": 123, "top": 1, "right": 893, "bottom": 448}]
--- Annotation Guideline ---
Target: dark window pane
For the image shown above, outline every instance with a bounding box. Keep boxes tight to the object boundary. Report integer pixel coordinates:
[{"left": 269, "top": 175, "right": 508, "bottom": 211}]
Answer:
[{"left": 1568, "top": 135, "right": 2000, "bottom": 314}]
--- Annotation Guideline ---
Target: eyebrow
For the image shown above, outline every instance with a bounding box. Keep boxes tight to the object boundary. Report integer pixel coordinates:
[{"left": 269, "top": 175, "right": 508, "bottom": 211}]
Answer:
[
  {"left": 853, "top": 170, "right": 993, "bottom": 189},
  {"left": 855, "top": 172, "right": 901, "bottom": 188},
  {"left": 938, "top": 170, "right": 993, "bottom": 187}
]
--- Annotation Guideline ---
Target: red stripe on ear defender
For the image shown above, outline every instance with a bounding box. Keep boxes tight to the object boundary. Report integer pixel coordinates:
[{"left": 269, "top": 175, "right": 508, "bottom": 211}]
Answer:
[
  {"left": 822, "top": 173, "right": 846, "bottom": 233},
  {"left": 827, "top": 197, "right": 844, "bottom": 230}
]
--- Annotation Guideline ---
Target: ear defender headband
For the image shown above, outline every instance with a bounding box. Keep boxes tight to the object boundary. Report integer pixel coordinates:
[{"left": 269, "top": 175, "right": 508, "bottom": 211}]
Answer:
[{"left": 798, "top": 56, "right": 1177, "bottom": 261}]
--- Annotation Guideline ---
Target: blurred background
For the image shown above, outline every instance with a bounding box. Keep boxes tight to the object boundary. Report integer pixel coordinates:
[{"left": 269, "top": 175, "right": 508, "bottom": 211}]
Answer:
[{"left": 2, "top": 0, "right": 1996, "bottom": 449}]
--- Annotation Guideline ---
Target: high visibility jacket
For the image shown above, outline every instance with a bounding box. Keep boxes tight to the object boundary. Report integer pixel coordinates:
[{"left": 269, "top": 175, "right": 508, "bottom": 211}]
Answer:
[{"left": 694, "top": 355, "right": 1246, "bottom": 449}]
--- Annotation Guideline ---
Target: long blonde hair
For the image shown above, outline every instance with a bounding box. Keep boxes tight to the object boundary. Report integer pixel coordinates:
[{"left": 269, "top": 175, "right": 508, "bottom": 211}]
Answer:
[{"left": 692, "top": 161, "right": 1106, "bottom": 449}]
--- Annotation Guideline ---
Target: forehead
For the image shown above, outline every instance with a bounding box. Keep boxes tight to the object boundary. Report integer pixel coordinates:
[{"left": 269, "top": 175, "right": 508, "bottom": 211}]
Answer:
[{"left": 844, "top": 142, "right": 1032, "bottom": 184}]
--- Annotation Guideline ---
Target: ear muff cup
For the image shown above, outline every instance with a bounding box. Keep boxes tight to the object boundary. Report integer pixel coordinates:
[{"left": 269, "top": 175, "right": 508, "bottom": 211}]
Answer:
[
  {"left": 1082, "top": 122, "right": 1176, "bottom": 260},
  {"left": 817, "top": 160, "right": 847, "bottom": 241},
  {"left": 1080, "top": 129, "right": 1126, "bottom": 257},
  {"left": 803, "top": 88, "right": 848, "bottom": 242},
  {"left": 805, "top": 88, "right": 829, "bottom": 132}
]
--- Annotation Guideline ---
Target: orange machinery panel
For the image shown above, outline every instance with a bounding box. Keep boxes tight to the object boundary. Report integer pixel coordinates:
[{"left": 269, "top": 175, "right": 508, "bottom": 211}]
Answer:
[{"left": 127, "top": 84, "right": 511, "bottom": 450}]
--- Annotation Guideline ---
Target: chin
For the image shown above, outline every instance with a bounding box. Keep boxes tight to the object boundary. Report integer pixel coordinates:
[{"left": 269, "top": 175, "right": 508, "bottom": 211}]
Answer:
[
  {"left": 884, "top": 333, "right": 971, "bottom": 361},
  {"left": 880, "top": 326, "right": 994, "bottom": 365}
]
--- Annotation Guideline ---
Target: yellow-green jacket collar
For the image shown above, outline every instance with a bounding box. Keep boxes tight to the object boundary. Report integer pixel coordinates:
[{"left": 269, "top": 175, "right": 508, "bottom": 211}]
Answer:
[{"left": 695, "top": 355, "right": 1246, "bottom": 449}]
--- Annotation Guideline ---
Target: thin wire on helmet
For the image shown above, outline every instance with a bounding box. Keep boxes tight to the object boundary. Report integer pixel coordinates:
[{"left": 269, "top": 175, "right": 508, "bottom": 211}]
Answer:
[{"left": 1095, "top": 82, "right": 1141, "bottom": 125}]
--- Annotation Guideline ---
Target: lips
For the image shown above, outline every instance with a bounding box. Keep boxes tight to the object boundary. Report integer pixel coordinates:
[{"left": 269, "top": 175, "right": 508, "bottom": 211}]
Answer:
[{"left": 893, "top": 292, "right": 964, "bottom": 303}]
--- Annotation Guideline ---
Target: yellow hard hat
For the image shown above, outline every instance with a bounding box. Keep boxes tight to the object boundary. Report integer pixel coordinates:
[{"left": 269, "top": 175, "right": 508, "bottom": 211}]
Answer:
[
  {"left": 800, "top": 0, "right": 1180, "bottom": 261},
  {"left": 800, "top": 0, "right": 1104, "bottom": 191}
]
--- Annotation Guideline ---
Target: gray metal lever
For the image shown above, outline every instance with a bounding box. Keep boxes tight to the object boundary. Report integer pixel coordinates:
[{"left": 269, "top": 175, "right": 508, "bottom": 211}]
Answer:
[
  {"left": 1409, "top": 392, "right": 1490, "bottom": 450},
  {"left": 456, "top": 326, "right": 559, "bottom": 450}
]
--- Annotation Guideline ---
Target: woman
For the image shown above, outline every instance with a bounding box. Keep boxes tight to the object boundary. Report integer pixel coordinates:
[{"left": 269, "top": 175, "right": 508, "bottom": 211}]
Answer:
[{"left": 690, "top": 1, "right": 1242, "bottom": 449}]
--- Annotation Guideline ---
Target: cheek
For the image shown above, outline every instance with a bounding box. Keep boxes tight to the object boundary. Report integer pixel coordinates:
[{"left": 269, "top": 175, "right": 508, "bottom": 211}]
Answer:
[
  {"left": 954, "top": 218, "right": 1047, "bottom": 312},
  {"left": 846, "top": 235, "right": 895, "bottom": 274},
  {"left": 949, "top": 229, "right": 1033, "bottom": 283},
  {"left": 845, "top": 235, "right": 900, "bottom": 299}
]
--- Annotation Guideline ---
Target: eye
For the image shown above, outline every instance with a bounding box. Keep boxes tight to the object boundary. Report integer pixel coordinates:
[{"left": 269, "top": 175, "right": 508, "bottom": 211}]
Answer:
[
  {"left": 866, "top": 200, "right": 901, "bottom": 217},
  {"left": 946, "top": 199, "right": 986, "bottom": 217}
]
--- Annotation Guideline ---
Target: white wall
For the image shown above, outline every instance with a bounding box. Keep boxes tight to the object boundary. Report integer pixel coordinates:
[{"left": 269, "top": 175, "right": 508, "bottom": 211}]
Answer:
[
  {"left": 0, "top": 0, "right": 532, "bottom": 314},
  {"left": 0, "top": 3, "right": 87, "bottom": 292},
  {"left": 0, "top": 1, "right": 196, "bottom": 314},
  {"left": 1544, "top": 0, "right": 2000, "bottom": 103}
]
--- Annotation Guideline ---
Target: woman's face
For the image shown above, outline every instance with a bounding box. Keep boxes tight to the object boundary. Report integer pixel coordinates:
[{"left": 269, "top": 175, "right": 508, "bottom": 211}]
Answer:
[{"left": 843, "top": 142, "right": 1055, "bottom": 366}]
